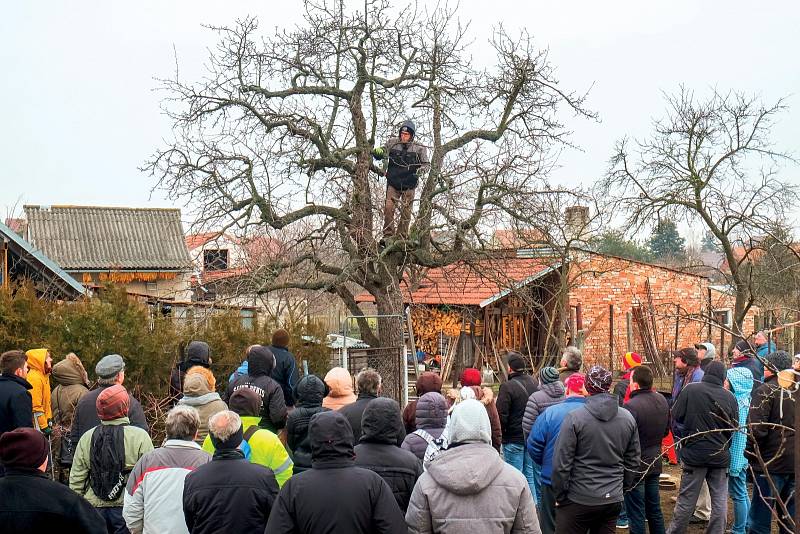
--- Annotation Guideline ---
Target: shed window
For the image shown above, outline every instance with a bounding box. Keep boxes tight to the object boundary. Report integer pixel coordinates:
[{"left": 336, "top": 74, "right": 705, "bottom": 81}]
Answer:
[{"left": 203, "top": 249, "right": 229, "bottom": 271}]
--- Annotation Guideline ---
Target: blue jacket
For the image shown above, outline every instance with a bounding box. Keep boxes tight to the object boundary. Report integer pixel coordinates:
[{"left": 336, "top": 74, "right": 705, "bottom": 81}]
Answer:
[
  {"left": 725, "top": 368, "right": 753, "bottom": 475},
  {"left": 229, "top": 361, "right": 248, "bottom": 386},
  {"left": 526, "top": 396, "right": 586, "bottom": 486}
]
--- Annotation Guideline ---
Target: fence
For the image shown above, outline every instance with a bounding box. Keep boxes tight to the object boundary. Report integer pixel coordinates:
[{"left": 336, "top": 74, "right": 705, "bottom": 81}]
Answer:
[{"left": 336, "top": 346, "right": 406, "bottom": 405}]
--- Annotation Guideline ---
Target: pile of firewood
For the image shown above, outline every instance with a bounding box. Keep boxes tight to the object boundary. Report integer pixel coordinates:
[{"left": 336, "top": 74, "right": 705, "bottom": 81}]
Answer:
[{"left": 411, "top": 307, "right": 463, "bottom": 355}]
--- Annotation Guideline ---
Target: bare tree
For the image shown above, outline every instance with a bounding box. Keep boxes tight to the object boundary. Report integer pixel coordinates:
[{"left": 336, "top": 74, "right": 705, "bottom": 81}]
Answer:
[
  {"left": 147, "top": 0, "right": 591, "bottom": 348},
  {"left": 601, "top": 87, "right": 798, "bottom": 339}
]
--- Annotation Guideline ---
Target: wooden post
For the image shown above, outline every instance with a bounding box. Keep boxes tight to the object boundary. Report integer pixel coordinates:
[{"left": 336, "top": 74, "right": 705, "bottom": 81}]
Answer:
[
  {"left": 674, "top": 304, "right": 680, "bottom": 350},
  {"left": 626, "top": 312, "right": 633, "bottom": 352},
  {"left": 706, "top": 288, "right": 713, "bottom": 340},
  {"left": 609, "top": 304, "right": 615, "bottom": 371},
  {"left": 569, "top": 306, "right": 577, "bottom": 347}
]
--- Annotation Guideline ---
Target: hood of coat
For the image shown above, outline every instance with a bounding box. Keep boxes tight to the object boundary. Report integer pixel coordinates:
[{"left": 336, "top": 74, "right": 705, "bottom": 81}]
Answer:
[
  {"left": 324, "top": 367, "right": 354, "bottom": 398},
  {"left": 179, "top": 391, "right": 222, "bottom": 407},
  {"left": 726, "top": 367, "right": 754, "bottom": 404},
  {"left": 310, "top": 410, "right": 354, "bottom": 463},
  {"left": 416, "top": 391, "right": 449, "bottom": 430},
  {"left": 701, "top": 360, "right": 726, "bottom": 387},
  {"left": 51, "top": 353, "right": 88, "bottom": 387},
  {"left": 540, "top": 380, "right": 565, "bottom": 399},
  {"left": 584, "top": 392, "right": 619, "bottom": 422},
  {"left": 295, "top": 374, "right": 327, "bottom": 407},
  {"left": 182, "top": 341, "right": 211, "bottom": 370},
  {"left": 183, "top": 372, "right": 212, "bottom": 397},
  {"left": 415, "top": 372, "right": 443, "bottom": 396},
  {"left": 427, "top": 443, "right": 504, "bottom": 495},
  {"left": 26, "top": 348, "right": 49, "bottom": 374},
  {"left": 360, "top": 397, "right": 405, "bottom": 445},
  {"left": 247, "top": 345, "right": 275, "bottom": 377}
]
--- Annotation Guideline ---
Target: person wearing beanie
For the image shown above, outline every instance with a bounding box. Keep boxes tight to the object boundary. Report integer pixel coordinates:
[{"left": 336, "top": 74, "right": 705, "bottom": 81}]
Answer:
[
  {"left": 612, "top": 351, "right": 642, "bottom": 407},
  {"left": 0, "top": 428, "right": 106, "bottom": 533},
  {"left": 169, "top": 341, "right": 213, "bottom": 404},
  {"left": 622, "top": 365, "right": 670, "bottom": 534},
  {"left": 286, "top": 374, "right": 329, "bottom": 473},
  {"left": 177, "top": 371, "right": 228, "bottom": 444},
  {"left": 183, "top": 410, "right": 280, "bottom": 534},
  {"left": 371, "top": 119, "right": 429, "bottom": 241},
  {"left": 731, "top": 338, "right": 764, "bottom": 384},
  {"left": 551, "top": 365, "right": 639, "bottom": 534},
  {"left": 405, "top": 399, "right": 540, "bottom": 533},
  {"left": 269, "top": 329, "right": 300, "bottom": 407},
  {"left": 401, "top": 392, "right": 449, "bottom": 461},
  {"left": 724, "top": 367, "right": 753, "bottom": 534},
  {"left": 203, "top": 388, "right": 293, "bottom": 487},
  {"left": 402, "top": 371, "right": 442, "bottom": 434},
  {"left": 527, "top": 373, "right": 586, "bottom": 534},
  {"left": 667, "top": 360, "right": 738, "bottom": 534},
  {"left": 25, "top": 348, "right": 53, "bottom": 432},
  {"left": 70, "top": 384, "right": 154, "bottom": 532},
  {"left": 68, "top": 353, "right": 148, "bottom": 466},
  {"left": 671, "top": 347, "right": 704, "bottom": 405},
  {"left": 695, "top": 342, "right": 717, "bottom": 371},
  {"left": 266, "top": 411, "right": 407, "bottom": 533},
  {"left": 355, "top": 398, "right": 422, "bottom": 513},
  {"left": 225, "top": 344, "right": 288, "bottom": 433},
  {"left": 747, "top": 350, "right": 795, "bottom": 534},
  {"left": 496, "top": 351, "right": 539, "bottom": 499}
]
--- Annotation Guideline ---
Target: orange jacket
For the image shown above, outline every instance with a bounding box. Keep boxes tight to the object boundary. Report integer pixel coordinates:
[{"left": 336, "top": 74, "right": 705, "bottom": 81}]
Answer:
[{"left": 26, "top": 348, "right": 52, "bottom": 429}]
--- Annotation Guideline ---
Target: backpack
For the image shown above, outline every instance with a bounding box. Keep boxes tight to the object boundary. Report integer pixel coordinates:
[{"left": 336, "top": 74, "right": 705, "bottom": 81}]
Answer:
[{"left": 413, "top": 428, "right": 449, "bottom": 466}]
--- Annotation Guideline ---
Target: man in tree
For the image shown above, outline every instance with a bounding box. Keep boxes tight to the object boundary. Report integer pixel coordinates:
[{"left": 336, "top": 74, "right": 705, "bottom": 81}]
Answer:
[{"left": 372, "top": 120, "right": 429, "bottom": 242}]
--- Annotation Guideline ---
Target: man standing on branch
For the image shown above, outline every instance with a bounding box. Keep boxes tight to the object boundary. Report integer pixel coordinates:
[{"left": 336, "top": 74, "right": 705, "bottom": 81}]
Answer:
[{"left": 372, "top": 120, "right": 429, "bottom": 243}]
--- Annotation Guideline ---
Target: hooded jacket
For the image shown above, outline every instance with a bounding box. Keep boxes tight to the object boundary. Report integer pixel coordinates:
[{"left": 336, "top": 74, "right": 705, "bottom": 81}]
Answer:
[
  {"left": 0, "top": 374, "right": 33, "bottom": 438},
  {"left": 26, "top": 348, "right": 51, "bottom": 429},
  {"left": 671, "top": 362, "right": 738, "bottom": 468},
  {"left": 526, "top": 396, "right": 587, "bottom": 486},
  {"left": 286, "top": 375, "right": 329, "bottom": 473},
  {"left": 322, "top": 367, "right": 357, "bottom": 410},
  {"left": 551, "top": 393, "right": 640, "bottom": 506},
  {"left": 402, "top": 372, "right": 442, "bottom": 433},
  {"left": 265, "top": 411, "right": 407, "bottom": 534},
  {"left": 226, "top": 346, "right": 287, "bottom": 432},
  {"left": 378, "top": 120, "right": 430, "bottom": 191},
  {"left": 177, "top": 373, "right": 228, "bottom": 444},
  {"left": 401, "top": 392, "right": 448, "bottom": 460},
  {"left": 725, "top": 367, "right": 753, "bottom": 475},
  {"left": 522, "top": 380, "right": 565, "bottom": 441},
  {"left": 623, "top": 388, "right": 670, "bottom": 479},
  {"left": 169, "top": 341, "right": 212, "bottom": 402},
  {"left": 270, "top": 344, "right": 299, "bottom": 407},
  {"left": 51, "top": 354, "right": 90, "bottom": 464},
  {"left": 355, "top": 398, "right": 421, "bottom": 513},
  {"left": 405, "top": 442, "right": 541, "bottom": 534},
  {"left": 497, "top": 371, "right": 539, "bottom": 444},
  {"left": 747, "top": 373, "right": 795, "bottom": 474}
]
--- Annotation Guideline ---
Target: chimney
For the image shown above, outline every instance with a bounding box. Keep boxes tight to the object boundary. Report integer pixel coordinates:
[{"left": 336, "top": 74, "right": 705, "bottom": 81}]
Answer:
[{"left": 564, "top": 206, "right": 590, "bottom": 241}]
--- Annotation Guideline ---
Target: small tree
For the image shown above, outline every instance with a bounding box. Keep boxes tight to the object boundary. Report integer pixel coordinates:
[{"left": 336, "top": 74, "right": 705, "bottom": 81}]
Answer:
[
  {"left": 647, "top": 219, "right": 685, "bottom": 261},
  {"left": 589, "top": 229, "right": 652, "bottom": 262}
]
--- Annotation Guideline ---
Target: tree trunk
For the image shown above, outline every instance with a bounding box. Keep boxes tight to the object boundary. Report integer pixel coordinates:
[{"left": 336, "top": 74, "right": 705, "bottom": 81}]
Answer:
[{"left": 372, "top": 282, "right": 405, "bottom": 349}]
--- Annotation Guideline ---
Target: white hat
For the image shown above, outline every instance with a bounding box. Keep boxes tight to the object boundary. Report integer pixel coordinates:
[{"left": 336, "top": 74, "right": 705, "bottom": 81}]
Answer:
[{"left": 448, "top": 399, "right": 491, "bottom": 445}]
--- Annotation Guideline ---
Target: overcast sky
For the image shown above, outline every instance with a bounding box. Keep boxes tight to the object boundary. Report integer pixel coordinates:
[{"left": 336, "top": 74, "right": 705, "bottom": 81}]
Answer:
[{"left": 2, "top": 1, "right": 798, "bottom": 239}]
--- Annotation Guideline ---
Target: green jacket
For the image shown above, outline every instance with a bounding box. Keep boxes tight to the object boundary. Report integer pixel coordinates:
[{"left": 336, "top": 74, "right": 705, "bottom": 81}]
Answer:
[
  {"left": 202, "top": 415, "right": 293, "bottom": 487},
  {"left": 69, "top": 417, "right": 154, "bottom": 507}
]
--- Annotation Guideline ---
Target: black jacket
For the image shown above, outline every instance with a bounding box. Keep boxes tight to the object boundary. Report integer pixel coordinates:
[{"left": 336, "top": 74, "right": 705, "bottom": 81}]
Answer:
[
  {"left": 496, "top": 372, "right": 539, "bottom": 444},
  {"left": 270, "top": 344, "right": 299, "bottom": 407},
  {"left": 286, "top": 375, "right": 329, "bottom": 473},
  {"left": 226, "top": 347, "right": 287, "bottom": 432},
  {"left": 66, "top": 385, "right": 148, "bottom": 464},
  {"left": 339, "top": 393, "right": 378, "bottom": 444},
  {"left": 551, "top": 392, "right": 640, "bottom": 506},
  {"left": 354, "top": 398, "right": 420, "bottom": 512},
  {"left": 0, "top": 468, "right": 106, "bottom": 534},
  {"left": 671, "top": 369, "right": 738, "bottom": 468},
  {"left": 169, "top": 341, "right": 212, "bottom": 403},
  {"left": 0, "top": 374, "right": 33, "bottom": 436},
  {"left": 747, "top": 374, "right": 795, "bottom": 474},
  {"left": 183, "top": 449, "right": 279, "bottom": 534},
  {"left": 265, "top": 410, "right": 406, "bottom": 534},
  {"left": 624, "top": 388, "right": 670, "bottom": 479}
]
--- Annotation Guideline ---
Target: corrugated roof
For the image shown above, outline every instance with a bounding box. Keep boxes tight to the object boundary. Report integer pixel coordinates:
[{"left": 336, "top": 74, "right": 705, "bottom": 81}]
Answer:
[{"left": 24, "top": 205, "right": 192, "bottom": 271}]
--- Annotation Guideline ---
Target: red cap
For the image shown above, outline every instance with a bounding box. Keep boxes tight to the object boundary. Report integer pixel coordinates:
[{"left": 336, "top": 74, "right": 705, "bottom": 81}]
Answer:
[
  {"left": 460, "top": 368, "right": 482, "bottom": 387},
  {"left": 564, "top": 373, "right": 586, "bottom": 394}
]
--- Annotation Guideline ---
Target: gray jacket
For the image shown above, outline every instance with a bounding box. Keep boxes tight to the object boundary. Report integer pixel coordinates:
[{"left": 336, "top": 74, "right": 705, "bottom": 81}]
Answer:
[
  {"left": 522, "top": 381, "right": 565, "bottom": 440},
  {"left": 551, "top": 393, "right": 640, "bottom": 506},
  {"left": 405, "top": 443, "right": 541, "bottom": 534},
  {"left": 401, "top": 392, "right": 448, "bottom": 460}
]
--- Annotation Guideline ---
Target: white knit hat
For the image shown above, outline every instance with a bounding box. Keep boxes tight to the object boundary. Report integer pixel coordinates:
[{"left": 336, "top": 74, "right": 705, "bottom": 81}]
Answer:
[{"left": 448, "top": 399, "right": 491, "bottom": 445}]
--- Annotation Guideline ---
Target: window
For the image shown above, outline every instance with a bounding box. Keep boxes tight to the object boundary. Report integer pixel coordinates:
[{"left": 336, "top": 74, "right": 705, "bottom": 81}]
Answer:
[
  {"left": 713, "top": 309, "right": 731, "bottom": 327},
  {"left": 203, "top": 249, "right": 229, "bottom": 271}
]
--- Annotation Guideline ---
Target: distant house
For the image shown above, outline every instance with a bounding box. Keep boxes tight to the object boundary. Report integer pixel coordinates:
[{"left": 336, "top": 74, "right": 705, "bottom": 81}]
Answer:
[{"left": 23, "top": 205, "right": 193, "bottom": 300}]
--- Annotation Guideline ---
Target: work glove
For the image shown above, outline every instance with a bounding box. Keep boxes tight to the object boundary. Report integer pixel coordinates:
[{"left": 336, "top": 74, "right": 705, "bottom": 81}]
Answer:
[
  {"left": 371, "top": 147, "right": 385, "bottom": 159},
  {"left": 42, "top": 425, "right": 53, "bottom": 437}
]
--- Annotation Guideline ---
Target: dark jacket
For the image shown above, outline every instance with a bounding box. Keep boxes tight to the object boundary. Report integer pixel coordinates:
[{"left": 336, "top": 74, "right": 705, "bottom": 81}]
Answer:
[
  {"left": 0, "top": 468, "right": 106, "bottom": 534},
  {"left": 613, "top": 378, "right": 630, "bottom": 407},
  {"left": 270, "top": 344, "right": 299, "bottom": 407},
  {"left": 0, "top": 374, "right": 33, "bottom": 436},
  {"left": 747, "top": 374, "right": 795, "bottom": 474},
  {"left": 169, "top": 341, "right": 212, "bottom": 403},
  {"left": 286, "top": 375, "right": 329, "bottom": 473},
  {"left": 226, "top": 347, "right": 287, "bottom": 432},
  {"left": 265, "top": 411, "right": 407, "bottom": 534},
  {"left": 671, "top": 368, "right": 738, "bottom": 468},
  {"left": 66, "top": 385, "right": 148, "bottom": 464},
  {"left": 377, "top": 121, "right": 429, "bottom": 191},
  {"left": 339, "top": 392, "right": 378, "bottom": 444},
  {"left": 354, "top": 398, "right": 421, "bottom": 512},
  {"left": 401, "top": 392, "right": 448, "bottom": 460},
  {"left": 402, "top": 372, "right": 442, "bottom": 434},
  {"left": 496, "top": 372, "right": 539, "bottom": 444},
  {"left": 522, "top": 380, "right": 565, "bottom": 440},
  {"left": 551, "top": 392, "right": 640, "bottom": 506},
  {"left": 623, "top": 388, "right": 670, "bottom": 479},
  {"left": 183, "top": 449, "right": 279, "bottom": 534}
]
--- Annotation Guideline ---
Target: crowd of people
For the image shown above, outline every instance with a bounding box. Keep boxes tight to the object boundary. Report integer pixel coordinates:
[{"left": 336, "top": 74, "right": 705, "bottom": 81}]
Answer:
[{"left": 0, "top": 328, "right": 796, "bottom": 534}]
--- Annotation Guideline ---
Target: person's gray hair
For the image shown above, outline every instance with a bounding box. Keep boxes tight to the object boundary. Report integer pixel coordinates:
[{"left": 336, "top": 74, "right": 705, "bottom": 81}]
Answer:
[
  {"left": 356, "top": 368, "right": 381, "bottom": 395},
  {"left": 561, "top": 346, "right": 582, "bottom": 371},
  {"left": 97, "top": 373, "right": 121, "bottom": 387},
  {"left": 165, "top": 405, "right": 201, "bottom": 441},
  {"left": 208, "top": 410, "right": 242, "bottom": 442}
]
